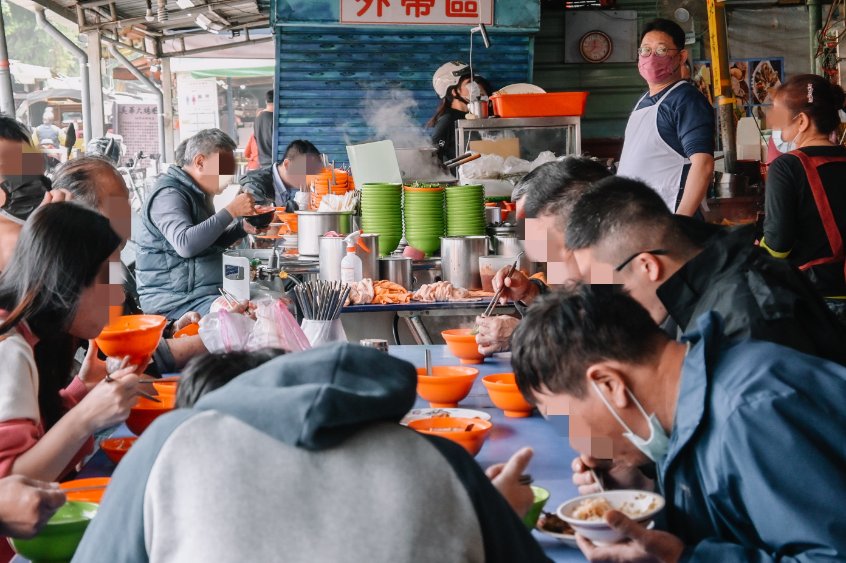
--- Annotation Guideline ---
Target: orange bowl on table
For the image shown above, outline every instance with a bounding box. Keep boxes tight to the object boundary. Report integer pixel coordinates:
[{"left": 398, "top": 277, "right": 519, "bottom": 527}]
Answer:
[
  {"left": 95, "top": 315, "right": 167, "bottom": 367},
  {"left": 407, "top": 417, "right": 492, "bottom": 456},
  {"left": 441, "top": 329, "right": 484, "bottom": 364},
  {"left": 172, "top": 323, "right": 199, "bottom": 339},
  {"left": 152, "top": 376, "right": 180, "bottom": 398},
  {"left": 99, "top": 437, "right": 137, "bottom": 465},
  {"left": 482, "top": 373, "right": 534, "bottom": 418},
  {"left": 60, "top": 477, "right": 111, "bottom": 503},
  {"left": 416, "top": 366, "right": 479, "bottom": 408},
  {"left": 126, "top": 394, "right": 176, "bottom": 436}
]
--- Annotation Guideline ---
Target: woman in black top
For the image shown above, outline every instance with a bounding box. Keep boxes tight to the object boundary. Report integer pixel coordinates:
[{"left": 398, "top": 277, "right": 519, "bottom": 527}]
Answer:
[
  {"left": 427, "top": 61, "right": 492, "bottom": 163},
  {"left": 763, "top": 74, "right": 846, "bottom": 306}
]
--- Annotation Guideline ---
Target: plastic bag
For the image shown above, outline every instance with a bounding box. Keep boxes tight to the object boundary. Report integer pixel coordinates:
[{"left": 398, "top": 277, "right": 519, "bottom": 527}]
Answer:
[
  {"left": 247, "top": 298, "right": 311, "bottom": 352},
  {"left": 301, "top": 319, "right": 347, "bottom": 348},
  {"left": 198, "top": 308, "right": 255, "bottom": 353}
]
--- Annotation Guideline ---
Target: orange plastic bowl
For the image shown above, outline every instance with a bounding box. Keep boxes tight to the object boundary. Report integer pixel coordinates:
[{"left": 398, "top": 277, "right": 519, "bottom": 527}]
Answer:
[
  {"left": 408, "top": 417, "right": 493, "bottom": 456},
  {"left": 95, "top": 315, "right": 167, "bottom": 367},
  {"left": 441, "top": 329, "right": 484, "bottom": 364},
  {"left": 416, "top": 366, "right": 479, "bottom": 408},
  {"left": 126, "top": 394, "right": 176, "bottom": 436},
  {"left": 482, "top": 373, "right": 534, "bottom": 418},
  {"left": 60, "top": 477, "right": 111, "bottom": 504},
  {"left": 152, "top": 376, "right": 179, "bottom": 398},
  {"left": 173, "top": 323, "right": 199, "bottom": 339},
  {"left": 99, "top": 437, "right": 137, "bottom": 465}
]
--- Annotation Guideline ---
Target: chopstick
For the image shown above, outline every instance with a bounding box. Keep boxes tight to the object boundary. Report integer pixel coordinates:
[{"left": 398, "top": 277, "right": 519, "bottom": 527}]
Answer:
[
  {"left": 518, "top": 474, "right": 534, "bottom": 486},
  {"left": 62, "top": 485, "right": 108, "bottom": 494},
  {"left": 137, "top": 390, "right": 161, "bottom": 403},
  {"left": 218, "top": 288, "right": 239, "bottom": 308},
  {"left": 589, "top": 468, "right": 605, "bottom": 492}
]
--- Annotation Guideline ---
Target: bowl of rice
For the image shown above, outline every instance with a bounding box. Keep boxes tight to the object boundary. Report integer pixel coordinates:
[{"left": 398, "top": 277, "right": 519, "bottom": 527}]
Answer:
[{"left": 556, "top": 490, "right": 664, "bottom": 545}]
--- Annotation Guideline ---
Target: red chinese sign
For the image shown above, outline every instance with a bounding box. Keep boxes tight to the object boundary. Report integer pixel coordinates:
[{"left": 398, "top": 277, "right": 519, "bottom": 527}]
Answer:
[{"left": 342, "top": 0, "right": 493, "bottom": 25}]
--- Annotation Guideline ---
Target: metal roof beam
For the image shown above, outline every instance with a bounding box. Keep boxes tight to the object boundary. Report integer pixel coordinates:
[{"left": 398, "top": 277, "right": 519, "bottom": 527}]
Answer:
[
  {"left": 79, "top": 0, "right": 260, "bottom": 31},
  {"left": 161, "top": 33, "right": 271, "bottom": 56}
]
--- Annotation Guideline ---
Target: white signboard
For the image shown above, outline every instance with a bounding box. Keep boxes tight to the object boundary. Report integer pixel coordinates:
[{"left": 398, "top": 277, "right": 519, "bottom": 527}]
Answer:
[
  {"left": 340, "top": 0, "right": 493, "bottom": 26},
  {"left": 176, "top": 74, "right": 219, "bottom": 142}
]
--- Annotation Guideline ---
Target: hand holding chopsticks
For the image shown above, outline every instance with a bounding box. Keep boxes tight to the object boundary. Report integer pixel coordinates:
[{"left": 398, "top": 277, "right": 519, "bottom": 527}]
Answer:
[{"left": 482, "top": 252, "right": 524, "bottom": 318}]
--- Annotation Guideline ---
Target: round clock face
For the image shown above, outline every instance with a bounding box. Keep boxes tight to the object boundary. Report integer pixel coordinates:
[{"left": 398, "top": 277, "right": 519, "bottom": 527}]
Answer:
[{"left": 580, "top": 31, "right": 613, "bottom": 63}]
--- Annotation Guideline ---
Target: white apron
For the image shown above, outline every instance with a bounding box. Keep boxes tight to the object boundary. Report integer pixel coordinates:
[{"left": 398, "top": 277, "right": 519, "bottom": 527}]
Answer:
[{"left": 617, "top": 81, "right": 689, "bottom": 211}]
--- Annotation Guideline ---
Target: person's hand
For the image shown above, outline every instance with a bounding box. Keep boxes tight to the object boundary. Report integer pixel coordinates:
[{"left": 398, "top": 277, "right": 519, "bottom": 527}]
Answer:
[
  {"left": 227, "top": 299, "right": 257, "bottom": 320},
  {"left": 40, "top": 188, "right": 73, "bottom": 206},
  {"left": 0, "top": 475, "right": 66, "bottom": 538},
  {"left": 475, "top": 315, "right": 520, "bottom": 356},
  {"left": 174, "top": 311, "right": 201, "bottom": 331},
  {"left": 225, "top": 193, "right": 256, "bottom": 218},
  {"left": 486, "top": 447, "right": 534, "bottom": 517},
  {"left": 242, "top": 222, "right": 268, "bottom": 236},
  {"left": 76, "top": 340, "right": 108, "bottom": 390},
  {"left": 572, "top": 455, "right": 655, "bottom": 496},
  {"left": 73, "top": 366, "right": 140, "bottom": 434},
  {"left": 493, "top": 268, "right": 538, "bottom": 305},
  {"left": 576, "top": 511, "right": 685, "bottom": 563}
]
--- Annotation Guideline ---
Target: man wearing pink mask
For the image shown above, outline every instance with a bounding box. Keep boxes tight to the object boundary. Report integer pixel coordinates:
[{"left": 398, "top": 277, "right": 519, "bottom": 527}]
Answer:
[{"left": 617, "top": 19, "right": 715, "bottom": 217}]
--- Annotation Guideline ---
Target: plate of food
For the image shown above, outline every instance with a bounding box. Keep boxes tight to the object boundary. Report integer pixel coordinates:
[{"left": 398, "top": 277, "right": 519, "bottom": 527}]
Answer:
[
  {"left": 400, "top": 408, "right": 491, "bottom": 426},
  {"left": 753, "top": 60, "right": 781, "bottom": 104}
]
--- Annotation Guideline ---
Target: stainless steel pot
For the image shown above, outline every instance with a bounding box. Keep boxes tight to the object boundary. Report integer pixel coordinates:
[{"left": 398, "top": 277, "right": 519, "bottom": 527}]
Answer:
[
  {"left": 379, "top": 256, "right": 413, "bottom": 290},
  {"left": 484, "top": 206, "right": 502, "bottom": 225},
  {"left": 318, "top": 236, "right": 346, "bottom": 281},
  {"left": 713, "top": 172, "right": 749, "bottom": 198},
  {"left": 358, "top": 234, "right": 380, "bottom": 279},
  {"left": 440, "top": 236, "right": 489, "bottom": 290},
  {"left": 296, "top": 211, "right": 353, "bottom": 257}
]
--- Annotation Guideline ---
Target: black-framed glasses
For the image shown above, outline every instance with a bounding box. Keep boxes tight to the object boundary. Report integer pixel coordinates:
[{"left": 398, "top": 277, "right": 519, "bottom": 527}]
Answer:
[
  {"left": 614, "top": 249, "right": 669, "bottom": 272},
  {"left": 637, "top": 46, "right": 679, "bottom": 58}
]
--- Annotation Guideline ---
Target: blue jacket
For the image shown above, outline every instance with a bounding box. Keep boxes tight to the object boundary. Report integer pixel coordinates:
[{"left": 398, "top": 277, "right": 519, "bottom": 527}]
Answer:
[
  {"left": 664, "top": 313, "right": 846, "bottom": 562},
  {"left": 135, "top": 166, "right": 227, "bottom": 316}
]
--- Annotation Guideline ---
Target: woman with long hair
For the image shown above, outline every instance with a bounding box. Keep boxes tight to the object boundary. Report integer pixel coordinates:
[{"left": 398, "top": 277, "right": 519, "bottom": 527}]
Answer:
[
  {"left": 0, "top": 203, "right": 140, "bottom": 485},
  {"left": 763, "top": 74, "right": 846, "bottom": 315}
]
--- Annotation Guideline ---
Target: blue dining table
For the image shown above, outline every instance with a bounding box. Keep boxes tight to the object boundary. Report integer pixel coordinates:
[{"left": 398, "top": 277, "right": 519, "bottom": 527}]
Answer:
[{"left": 67, "top": 345, "right": 586, "bottom": 562}]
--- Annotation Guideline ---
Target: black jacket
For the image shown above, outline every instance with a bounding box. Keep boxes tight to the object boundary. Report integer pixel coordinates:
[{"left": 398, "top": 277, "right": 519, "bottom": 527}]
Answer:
[
  {"left": 238, "top": 166, "right": 297, "bottom": 210},
  {"left": 658, "top": 218, "right": 846, "bottom": 366}
]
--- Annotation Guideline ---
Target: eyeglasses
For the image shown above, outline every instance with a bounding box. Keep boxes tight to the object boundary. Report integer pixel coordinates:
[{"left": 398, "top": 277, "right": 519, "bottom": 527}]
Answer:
[
  {"left": 614, "top": 249, "right": 669, "bottom": 272},
  {"left": 637, "top": 46, "right": 679, "bottom": 58}
]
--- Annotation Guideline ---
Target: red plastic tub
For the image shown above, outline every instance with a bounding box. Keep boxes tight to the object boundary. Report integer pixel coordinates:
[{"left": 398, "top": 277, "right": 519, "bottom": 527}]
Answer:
[{"left": 490, "top": 92, "right": 589, "bottom": 118}]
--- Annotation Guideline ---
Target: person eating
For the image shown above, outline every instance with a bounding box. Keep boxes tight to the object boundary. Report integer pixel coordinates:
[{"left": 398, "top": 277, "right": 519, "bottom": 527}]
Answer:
[
  {"left": 512, "top": 284, "right": 846, "bottom": 561},
  {"left": 761, "top": 74, "right": 846, "bottom": 320},
  {"left": 238, "top": 139, "right": 323, "bottom": 211},
  {"left": 135, "top": 128, "right": 260, "bottom": 319},
  {"left": 564, "top": 175, "right": 846, "bottom": 365},
  {"left": 616, "top": 18, "right": 714, "bottom": 216}
]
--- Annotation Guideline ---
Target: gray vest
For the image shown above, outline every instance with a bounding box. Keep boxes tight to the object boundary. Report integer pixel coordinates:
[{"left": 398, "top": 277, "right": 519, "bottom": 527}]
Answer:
[{"left": 135, "top": 166, "right": 223, "bottom": 317}]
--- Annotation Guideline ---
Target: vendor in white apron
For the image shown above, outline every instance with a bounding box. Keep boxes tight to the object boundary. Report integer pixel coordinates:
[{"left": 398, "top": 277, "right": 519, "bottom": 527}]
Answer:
[{"left": 617, "top": 19, "right": 715, "bottom": 216}]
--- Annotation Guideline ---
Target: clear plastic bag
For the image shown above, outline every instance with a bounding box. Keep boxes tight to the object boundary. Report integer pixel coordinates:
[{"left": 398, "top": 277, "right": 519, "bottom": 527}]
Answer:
[
  {"left": 301, "top": 319, "right": 347, "bottom": 347},
  {"left": 198, "top": 308, "right": 255, "bottom": 353},
  {"left": 247, "top": 299, "right": 311, "bottom": 352}
]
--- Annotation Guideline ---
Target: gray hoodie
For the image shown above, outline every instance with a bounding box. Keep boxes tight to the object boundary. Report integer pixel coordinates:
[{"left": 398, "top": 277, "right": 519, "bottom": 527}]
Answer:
[{"left": 73, "top": 344, "right": 550, "bottom": 563}]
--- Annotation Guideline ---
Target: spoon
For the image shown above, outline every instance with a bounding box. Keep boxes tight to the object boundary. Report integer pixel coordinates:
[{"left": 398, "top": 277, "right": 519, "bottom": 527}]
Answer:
[{"left": 425, "top": 348, "right": 432, "bottom": 376}]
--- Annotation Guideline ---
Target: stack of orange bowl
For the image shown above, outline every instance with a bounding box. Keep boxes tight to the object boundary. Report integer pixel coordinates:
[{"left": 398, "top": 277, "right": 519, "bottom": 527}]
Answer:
[{"left": 308, "top": 168, "right": 354, "bottom": 209}]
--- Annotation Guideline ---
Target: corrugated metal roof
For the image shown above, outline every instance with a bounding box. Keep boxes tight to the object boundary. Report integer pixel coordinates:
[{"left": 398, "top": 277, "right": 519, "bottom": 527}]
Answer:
[{"left": 275, "top": 26, "right": 533, "bottom": 162}]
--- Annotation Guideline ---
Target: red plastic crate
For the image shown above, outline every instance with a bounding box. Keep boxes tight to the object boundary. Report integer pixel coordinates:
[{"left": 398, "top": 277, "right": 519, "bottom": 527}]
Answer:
[{"left": 490, "top": 92, "right": 589, "bottom": 118}]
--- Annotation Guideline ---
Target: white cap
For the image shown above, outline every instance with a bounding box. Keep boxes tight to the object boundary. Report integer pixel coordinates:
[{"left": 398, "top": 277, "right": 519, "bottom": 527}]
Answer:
[{"left": 432, "top": 61, "right": 471, "bottom": 99}]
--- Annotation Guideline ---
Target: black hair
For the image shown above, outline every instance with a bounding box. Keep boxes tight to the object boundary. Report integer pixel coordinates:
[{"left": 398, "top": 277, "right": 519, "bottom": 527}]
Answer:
[
  {"left": 0, "top": 203, "right": 121, "bottom": 428},
  {"left": 0, "top": 115, "right": 33, "bottom": 146},
  {"left": 52, "top": 155, "right": 124, "bottom": 209},
  {"left": 282, "top": 139, "right": 320, "bottom": 161},
  {"left": 641, "top": 18, "right": 686, "bottom": 51},
  {"left": 511, "top": 284, "right": 667, "bottom": 400},
  {"left": 521, "top": 157, "right": 611, "bottom": 224},
  {"left": 775, "top": 74, "right": 846, "bottom": 135},
  {"left": 426, "top": 75, "right": 493, "bottom": 128},
  {"left": 265, "top": 90, "right": 274, "bottom": 104},
  {"left": 176, "top": 348, "right": 287, "bottom": 408}
]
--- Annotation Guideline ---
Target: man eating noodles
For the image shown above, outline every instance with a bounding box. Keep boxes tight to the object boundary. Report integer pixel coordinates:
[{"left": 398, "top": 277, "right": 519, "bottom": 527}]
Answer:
[{"left": 511, "top": 284, "right": 846, "bottom": 561}]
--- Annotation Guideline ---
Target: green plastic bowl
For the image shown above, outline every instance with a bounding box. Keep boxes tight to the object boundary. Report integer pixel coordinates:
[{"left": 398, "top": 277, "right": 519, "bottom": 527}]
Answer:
[
  {"left": 523, "top": 486, "right": 550, "bottom": 529},
  {"left": 10, "top": 501, "right": 98, "bottom": 563}
]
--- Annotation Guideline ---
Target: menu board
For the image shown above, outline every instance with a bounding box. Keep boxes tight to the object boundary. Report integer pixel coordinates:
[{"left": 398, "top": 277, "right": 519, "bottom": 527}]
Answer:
[
  {"left": 176, "top": 75, "right": 220, "bottom": 142},
  {"left": 113, "top": 104, "right": 160, "bottom": 157},
  {"left": 693, "top": 57, "right": 784, "bottom": 118}
]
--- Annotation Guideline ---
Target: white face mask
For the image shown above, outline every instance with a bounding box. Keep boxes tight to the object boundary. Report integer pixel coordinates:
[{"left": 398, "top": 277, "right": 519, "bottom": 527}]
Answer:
[
  {"left": 771, "top": 130, "right": 796, "bottom": 153},
  {"left": 590, "top": 379, "right": 670, "bottom": 465},
  {"left": 217, "top": 174, "right": 235, "bottom": 192}
]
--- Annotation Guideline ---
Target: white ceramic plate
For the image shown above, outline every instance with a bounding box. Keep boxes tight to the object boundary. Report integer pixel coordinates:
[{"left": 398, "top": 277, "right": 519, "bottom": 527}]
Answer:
[
  {"left": 536, "top": 519, "right": 654, "bottom": 549},
  {"left": 400, "top": 408, "right": 491, "bottom": 426}
]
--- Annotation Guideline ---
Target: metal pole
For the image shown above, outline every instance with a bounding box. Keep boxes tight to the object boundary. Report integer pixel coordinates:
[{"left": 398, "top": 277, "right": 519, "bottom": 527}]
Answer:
[
  {"left": 707, "top": 0, "right": 736, "bottom": 173},
  {"left": 808, "top": 0, "right": 822, "bottom": 74},
  {"left": 107, "top": 44, "right": 166, "bottom": 161},
  {"left": 0, "top": 5, "right": 16, "bottom": 117},
  {"left": 225, "top": 76, "right": 236, "bottom": 141},
  {"left": 160, "top": 57, "right": 174, "bottom": 163},
  {"left": 35, "top": 8, "right": 92, "bottom": 143}
]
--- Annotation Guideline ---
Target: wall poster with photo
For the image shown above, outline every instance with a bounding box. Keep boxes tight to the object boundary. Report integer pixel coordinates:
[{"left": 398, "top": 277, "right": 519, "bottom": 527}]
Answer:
[{"left": 692, "top": 57, "right": 785, "bottom": 118}]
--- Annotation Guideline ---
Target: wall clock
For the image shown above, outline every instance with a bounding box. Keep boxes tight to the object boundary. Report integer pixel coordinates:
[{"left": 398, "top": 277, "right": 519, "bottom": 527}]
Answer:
[{"left": 579, "top": 30, "right": 613, "bottom": 63}]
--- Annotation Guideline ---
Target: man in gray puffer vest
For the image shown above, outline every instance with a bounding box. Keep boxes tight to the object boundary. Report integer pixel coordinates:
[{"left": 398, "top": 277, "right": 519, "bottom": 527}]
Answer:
[{"left": 135, "top": 129, "right": 260, "bottom": 319}]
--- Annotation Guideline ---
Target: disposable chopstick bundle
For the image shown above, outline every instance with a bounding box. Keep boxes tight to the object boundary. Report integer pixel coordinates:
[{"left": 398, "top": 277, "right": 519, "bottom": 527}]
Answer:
[{"left": 295, "top": 280, "right": 351, "bottom": 321}]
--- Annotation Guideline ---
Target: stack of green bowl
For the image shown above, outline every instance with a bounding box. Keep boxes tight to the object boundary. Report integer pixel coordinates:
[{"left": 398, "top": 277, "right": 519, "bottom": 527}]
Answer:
[
  {"left": 446, "top": 184, "right": 486, "bottom": 236},
  {"left": 360, "top": 183, "right": 403, "bottom": 256},
  {"left": 403, "top": 186, "right": 445, "bottom": 256}
]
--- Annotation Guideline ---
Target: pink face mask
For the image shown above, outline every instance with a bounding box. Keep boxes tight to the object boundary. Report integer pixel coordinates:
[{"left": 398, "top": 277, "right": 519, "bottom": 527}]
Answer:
[{"left": 638, "top": 54, "right": 679, "bottom": 84}]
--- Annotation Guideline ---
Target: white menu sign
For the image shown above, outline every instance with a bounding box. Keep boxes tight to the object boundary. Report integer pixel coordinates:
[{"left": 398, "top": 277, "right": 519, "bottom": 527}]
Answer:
[
  {"left": 176, "top": 74, "right": 219, "bottom": 142},
  {"left": 340, "top": 0, "right": 493, "bottom": 26}
]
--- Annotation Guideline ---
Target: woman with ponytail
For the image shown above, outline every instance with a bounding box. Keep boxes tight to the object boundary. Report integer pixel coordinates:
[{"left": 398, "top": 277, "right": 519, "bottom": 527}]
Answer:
[{"left": 763, "top": 74, "right": 846, "bottom": 314}]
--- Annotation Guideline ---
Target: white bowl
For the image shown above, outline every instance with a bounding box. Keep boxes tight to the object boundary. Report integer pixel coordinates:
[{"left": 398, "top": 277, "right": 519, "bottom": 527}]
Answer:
[{"left": 556, "top": 490, "right": 664, "bottom": 545}]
